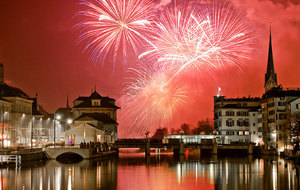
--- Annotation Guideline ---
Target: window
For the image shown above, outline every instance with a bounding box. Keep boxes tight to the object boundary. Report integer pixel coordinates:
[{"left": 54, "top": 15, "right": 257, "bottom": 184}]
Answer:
[
  {"left": 225, "top": 111, "right": 235, "bottom": 116},
  {"left": 297, "top": 104, "right": 300, "bottom": 109},
  {"left": 226, "top": 131, "right": 235, "bottom": 135},
  {"left": 244, "top": 131, "right": 250, "bottom": 136},
  {"left": 253, "top": 131, "right": 256, "bottom": 135},
  {"left": 268, "top": 118, "right": 275, "bottom": 123},
  {"left": 237, "top": 111, "right": 248, "bottom": 116},
  {"left": 253, "top": 113, "right": 255, "bottom": 116},
  {"left": 92, "top": 100, "right": 101, "bottom": 106},
  {"left": 244, "top": 119, "right": 249, "bottom": 126},
  {"left": 279, "top": 114, "right": 286, "bottom": 120},
  {"left": 278, "top": 102, "right": 286, "bottom": 106},
  {"left": 253, "top": 123, "right": 256, "bottom": 126},
  {"left": 280, "top": 97, "right": 285, "bottom": 100},
  {"left": 226, "top": 119, "right": 234, "bottom": 127},
  {"left": 237, "top": 120, "right": 243, "bottom": 127},
  {"left": 238, "top": 131, "right": 243, "bottom": 135},
  {"left": 268, "top": 110, "right": 275, "bottom": 116}
]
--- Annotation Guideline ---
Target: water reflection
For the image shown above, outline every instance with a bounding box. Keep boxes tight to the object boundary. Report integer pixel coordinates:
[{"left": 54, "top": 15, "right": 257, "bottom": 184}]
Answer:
[{"left": 0, "top": 153, "right": 299, "bottom": 190}]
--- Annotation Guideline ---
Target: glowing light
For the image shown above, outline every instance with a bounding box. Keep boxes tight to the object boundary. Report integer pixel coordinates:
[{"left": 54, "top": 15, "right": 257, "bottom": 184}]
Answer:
[
  {"left": 56, "top": 115, "right": 61, "bottom": 120},
  {"left": 140, "top": 0, "right": 255, "bottom": 76},
  {"left": 121, "top": 62, "right": 187, "bottom": 136},
  {"left": 76, "top": 0, "right": 155, "bottom": 66},
  {"left": 67, "top": 119, "right": 73, "bottom": 124}
]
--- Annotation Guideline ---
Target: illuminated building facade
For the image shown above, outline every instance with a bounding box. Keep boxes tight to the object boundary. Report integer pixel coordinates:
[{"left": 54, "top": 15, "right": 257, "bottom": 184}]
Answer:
[
  {"left": 64, "top": 90, "right": 119, "bottom": 144},
  {"left": 214, "top": 30, "right": 300, "bottom": 151},
  {"left": 0, "top": 63, "right": 52, "bottom": 147},
  {"left": 214, "top": 96, "right": 262, "bottom": 144}
]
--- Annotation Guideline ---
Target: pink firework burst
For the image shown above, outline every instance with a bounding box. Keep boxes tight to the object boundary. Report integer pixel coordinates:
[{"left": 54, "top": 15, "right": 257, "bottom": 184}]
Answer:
[
  {"left": 139, "top": 0, "right": 256, "bottom": 76},
  {"left": 121, "top": 62, "right": 187, "bottom": 136},
  {"left": 75, "top": 0, "right": 155, "bottom": 66}
]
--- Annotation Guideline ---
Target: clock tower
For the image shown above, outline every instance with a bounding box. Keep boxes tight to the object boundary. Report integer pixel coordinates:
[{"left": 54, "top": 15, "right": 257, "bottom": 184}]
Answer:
[{"left": 264, "top": 29, "right": 277, "bottom": 92}]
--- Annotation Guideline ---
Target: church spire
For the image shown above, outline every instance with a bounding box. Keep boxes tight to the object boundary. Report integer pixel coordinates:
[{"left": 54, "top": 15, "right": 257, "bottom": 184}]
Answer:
[
  {"left": 67, "top": 95, "right": 69, "bottom": 108},
  {"left": 265, "top": 27, "right": 277, "bottom": 92}
]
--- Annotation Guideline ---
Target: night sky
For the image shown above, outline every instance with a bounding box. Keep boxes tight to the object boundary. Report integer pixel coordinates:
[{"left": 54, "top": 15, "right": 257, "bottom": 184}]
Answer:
[{"left": 0, "top": 0, "right": 299, "bottom": 134}]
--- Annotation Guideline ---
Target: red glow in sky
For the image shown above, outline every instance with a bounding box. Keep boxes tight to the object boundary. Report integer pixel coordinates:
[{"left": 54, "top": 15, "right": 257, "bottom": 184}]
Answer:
[{"left": 0, "top": 0, "right": 299, "bottom": 134}]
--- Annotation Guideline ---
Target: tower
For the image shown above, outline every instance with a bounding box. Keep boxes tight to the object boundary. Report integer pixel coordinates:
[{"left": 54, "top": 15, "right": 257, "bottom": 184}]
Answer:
[
  {"left": 0, "top": 63, "right": 4, "bottom": 83},
  {"left": 264, "top": 28, "right": 278, "bottom": 92}
]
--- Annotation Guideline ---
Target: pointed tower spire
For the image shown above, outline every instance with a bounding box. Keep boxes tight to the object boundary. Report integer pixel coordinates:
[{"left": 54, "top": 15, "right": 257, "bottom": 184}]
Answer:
[
  {"left": 67, "top": 95, "right": 69, "bottom": 108},
  {"left": 265, "top": 26, "right": 277, "bottom": 92}
]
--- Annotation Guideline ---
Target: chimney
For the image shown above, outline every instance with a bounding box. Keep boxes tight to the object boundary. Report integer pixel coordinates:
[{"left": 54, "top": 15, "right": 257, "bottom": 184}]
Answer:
[{"left": 0, "top": 63, "right": 4, "bottom": 83}]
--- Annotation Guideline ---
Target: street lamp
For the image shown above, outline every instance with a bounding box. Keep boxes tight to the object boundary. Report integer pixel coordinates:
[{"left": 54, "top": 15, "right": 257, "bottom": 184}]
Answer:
[
  {"left": 179, "top": 130, "right": 184, "bottom": 143},
  {"left": 1, "top": 110, "right": 7, "bottom": 155},
  {"left": 54, "top": 114, "right": 61, "bottom": 148},
  {"left": 67, "top": 119, "right": 72, "bottom": 130},
  {"left": 31, "top": 117, "right": 35, "bottom": 150}
]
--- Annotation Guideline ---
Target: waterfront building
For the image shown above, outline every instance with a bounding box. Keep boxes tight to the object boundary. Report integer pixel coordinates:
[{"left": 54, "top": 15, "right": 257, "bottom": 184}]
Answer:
[
  {"left": 213, "top": 96, "right": 261, "bottom": 144},
  {"left": 0, "top": 63, "right": 52, "bottom": 147},
  {"left": 214, "top": 30, "right": 300, "bottom": 150},
  {"left": 64, "top": 90, "right": 119, "bottom": 144},
  {"left": 261, "top": 31, "right": 300, "bottom": 151}
]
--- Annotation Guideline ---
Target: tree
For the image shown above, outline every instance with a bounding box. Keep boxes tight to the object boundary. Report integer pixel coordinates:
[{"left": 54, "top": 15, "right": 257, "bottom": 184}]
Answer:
[
  {"left": 180, "top": 123, "right": 190, "bottom": 135},
  {"left": 193, "top": 119, "right": 213, "bottom": 135},
  {"left": 151, "top": 127, "right": 168, "bottom": 139}
]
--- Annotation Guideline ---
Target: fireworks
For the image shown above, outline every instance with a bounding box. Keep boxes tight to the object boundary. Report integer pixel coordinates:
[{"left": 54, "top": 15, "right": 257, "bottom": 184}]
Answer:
[
  {"left": 76, "top": 0, "right": 256, "bottom": 136},
  {"left": 140, "top": 0, "right": 255, "bottom": 76},
  {"left": 75, "top": 0, "right": 154, "bottom": 66},
  {"left": 121, "top": 62, "right": 187, "bottom": 135}
]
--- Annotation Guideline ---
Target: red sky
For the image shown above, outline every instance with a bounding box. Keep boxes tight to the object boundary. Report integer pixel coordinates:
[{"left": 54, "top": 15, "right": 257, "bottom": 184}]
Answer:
[{"left": 0, "top": 0, "right": 299, "bottom": 134}]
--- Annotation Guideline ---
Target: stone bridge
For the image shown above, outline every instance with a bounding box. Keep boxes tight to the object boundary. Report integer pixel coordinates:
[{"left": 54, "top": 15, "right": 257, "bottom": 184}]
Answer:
[
  {"left": 114, "top": 139, "right": 254, "bottom": 155},
  {"left": 45, "top": 147, "right": 92, "bottom": 159}
]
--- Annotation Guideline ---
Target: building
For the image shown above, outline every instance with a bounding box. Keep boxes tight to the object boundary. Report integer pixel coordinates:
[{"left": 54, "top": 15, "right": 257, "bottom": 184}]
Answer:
[
  {"left": 0, "top": 63, "right": 53, "bottom": 147},
  {"left": 214, "top": 96, "right": 262, "bottom": 144},
  {"left": 214, "top": 29, "right": 300, "bottom": 150},
  {"left": 261, "top": 30, "right": 300, "bottom": 151},
  {"left": 64, "top": 90, "right": 120, "bottom": 145},
  {"left": 53, "top": 96, "right": 73, "bottom": 143}
]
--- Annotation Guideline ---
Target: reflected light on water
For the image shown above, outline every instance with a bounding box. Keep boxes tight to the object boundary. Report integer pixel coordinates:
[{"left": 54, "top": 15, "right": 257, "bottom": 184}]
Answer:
[
  {"left": 67, "top": 168, "right": 72, "bottom": 190},
  {"left": 0, "top": 154, "right": 299, "bottom": 190}
]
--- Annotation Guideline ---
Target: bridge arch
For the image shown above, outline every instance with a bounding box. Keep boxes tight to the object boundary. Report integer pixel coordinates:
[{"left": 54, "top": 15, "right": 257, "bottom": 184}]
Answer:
[{"left": 45, "top": 148, "right": 92, "bottom": 160}]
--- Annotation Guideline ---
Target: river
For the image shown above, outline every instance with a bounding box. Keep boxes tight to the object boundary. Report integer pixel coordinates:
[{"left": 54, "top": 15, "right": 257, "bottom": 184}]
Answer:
[{"left": 0, "top": 151, "right": 299, "bottom": 190}]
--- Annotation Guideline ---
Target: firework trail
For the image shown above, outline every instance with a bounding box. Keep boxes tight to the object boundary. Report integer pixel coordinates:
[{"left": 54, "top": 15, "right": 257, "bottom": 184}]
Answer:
[
  {"left": 121, "top": 61, "right": 187, "bottom": 136},
  {"left": 75, "top": 0, "right": 155, "bottom": 66},
  {"left": 139, "top": 0, "right": 256, "bottom": 76}
]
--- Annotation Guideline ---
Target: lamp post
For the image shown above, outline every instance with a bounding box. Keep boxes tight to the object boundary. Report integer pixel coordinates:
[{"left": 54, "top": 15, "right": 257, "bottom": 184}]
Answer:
[
  {"left": 67, "top": 119, "right": 72, "bottom": 130},
  {"left": 31, "top": 117, "right": 34, "bottom": 150},
  {"left": 179, "top": 130, "right": 184, "bottom": 143},
  {"left": 1, "top": 108, "right": 5, "bottom": 155},
  {"left": 54, "top": 114, "right": 61, "bottom": 148}
]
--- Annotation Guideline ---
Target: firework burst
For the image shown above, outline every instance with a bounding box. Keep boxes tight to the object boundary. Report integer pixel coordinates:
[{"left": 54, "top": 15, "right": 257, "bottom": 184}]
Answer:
[
  {"left": 140, "top": 0, "right": 256, "bottom": 76},
  {"left": 121, "top": 62, "right": 187, "bottom": 136},
  {"left": 75, "top": 0, "right": 154, "bottom": 66}
]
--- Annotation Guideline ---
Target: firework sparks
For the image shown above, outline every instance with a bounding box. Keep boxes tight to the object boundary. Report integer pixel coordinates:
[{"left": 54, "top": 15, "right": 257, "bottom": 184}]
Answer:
[
  {"left": 140, "top": 0, "right": 256, "bottom": 76},
  {"left": 121, "top": 62, "right": 187, "bottom": 136},
  {"left": 75, "top": 0, "right": 154, "bottom": 66}
]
